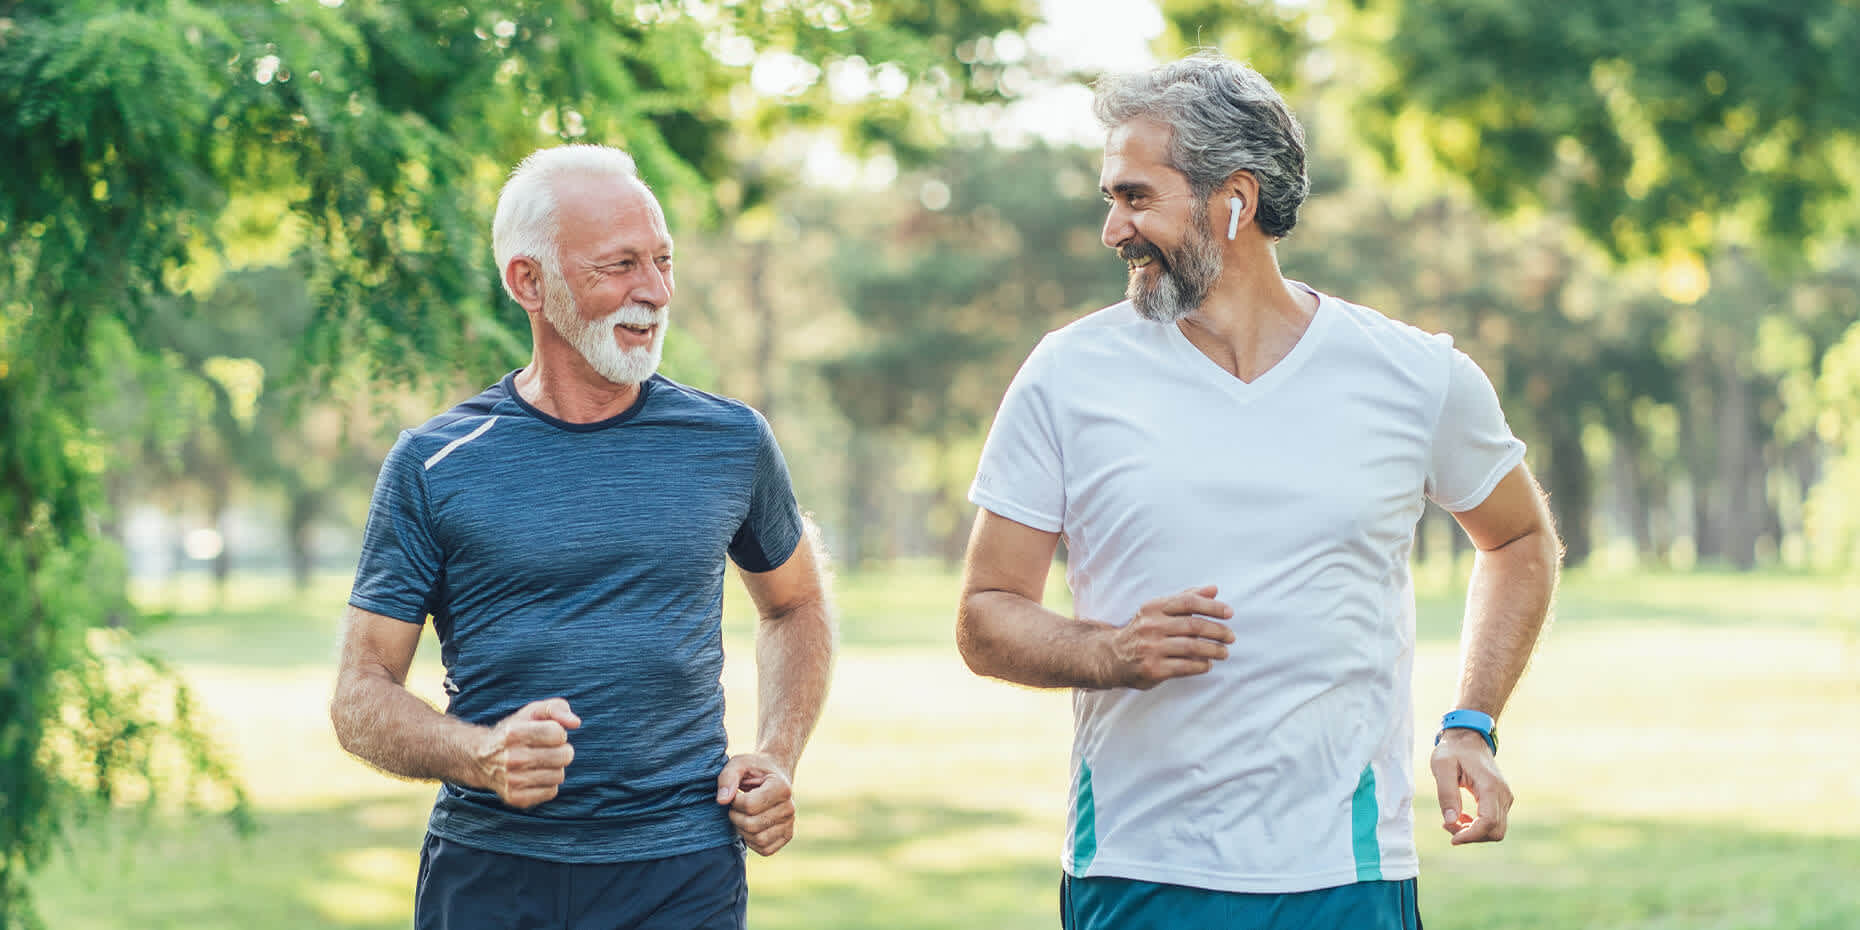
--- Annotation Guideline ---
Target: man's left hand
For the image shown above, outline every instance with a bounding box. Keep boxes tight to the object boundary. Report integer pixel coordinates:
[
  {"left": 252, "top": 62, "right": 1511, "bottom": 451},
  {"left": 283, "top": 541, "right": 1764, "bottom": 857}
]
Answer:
[
  {"left": 716, "top": 753, "right": 796, "bottom": 856},
  {"left": 1430, "top": 728, "right": 1513, "bottom": 845}
]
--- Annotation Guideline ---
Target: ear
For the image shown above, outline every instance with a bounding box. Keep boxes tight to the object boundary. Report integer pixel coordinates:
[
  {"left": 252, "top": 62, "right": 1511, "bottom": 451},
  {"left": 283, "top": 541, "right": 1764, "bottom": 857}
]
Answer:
[
  {"left": 504, "top": 256, "right": 546, "bottom": 316},
  {"left": 1219, "top": 170, "right": 1261, "bottom": 231}
]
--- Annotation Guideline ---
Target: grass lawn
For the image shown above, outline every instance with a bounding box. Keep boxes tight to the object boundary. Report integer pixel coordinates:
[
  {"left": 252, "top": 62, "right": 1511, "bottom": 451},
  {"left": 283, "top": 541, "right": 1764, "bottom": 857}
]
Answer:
[{"left": 27, "top": 564, "right": 1860, "bottom": 929}]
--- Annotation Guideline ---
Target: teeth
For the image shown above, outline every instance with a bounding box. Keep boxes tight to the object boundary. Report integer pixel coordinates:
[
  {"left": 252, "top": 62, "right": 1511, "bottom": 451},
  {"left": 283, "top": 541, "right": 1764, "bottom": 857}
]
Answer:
[{"left": 1128, "top": 255, "right": 1153, "bottom": 269}]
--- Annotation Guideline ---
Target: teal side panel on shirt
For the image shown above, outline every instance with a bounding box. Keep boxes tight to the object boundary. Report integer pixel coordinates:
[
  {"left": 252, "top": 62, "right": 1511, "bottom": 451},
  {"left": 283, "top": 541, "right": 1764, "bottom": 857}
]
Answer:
[
  {"left": 1352, "top": 762, "right": 1383, "bottom": 881},
  {"left": 1071, "top": 761, "right": 1098, "bottom": 873}
]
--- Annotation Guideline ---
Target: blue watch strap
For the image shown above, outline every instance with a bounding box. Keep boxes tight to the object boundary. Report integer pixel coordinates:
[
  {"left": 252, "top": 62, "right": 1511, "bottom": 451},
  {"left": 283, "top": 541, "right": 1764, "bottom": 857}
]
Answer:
[{"left": 1436, "top": 709, "right": 1498, "bottom": 755}]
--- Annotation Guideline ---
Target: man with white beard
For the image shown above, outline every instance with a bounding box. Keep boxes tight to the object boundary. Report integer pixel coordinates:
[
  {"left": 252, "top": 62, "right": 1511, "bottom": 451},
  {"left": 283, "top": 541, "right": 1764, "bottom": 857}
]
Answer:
[
  {"left": 331, "top": 145, "right": 834, "bottom": 930},
  {"left": 958, "top": 53, "right": 1561, "bottom": 929}
]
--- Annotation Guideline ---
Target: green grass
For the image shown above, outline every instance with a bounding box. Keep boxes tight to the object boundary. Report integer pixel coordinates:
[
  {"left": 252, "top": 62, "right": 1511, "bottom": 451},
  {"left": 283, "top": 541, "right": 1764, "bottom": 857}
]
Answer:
[{"left": 28, "top": 566, "right": 1860, "bottom": 929}]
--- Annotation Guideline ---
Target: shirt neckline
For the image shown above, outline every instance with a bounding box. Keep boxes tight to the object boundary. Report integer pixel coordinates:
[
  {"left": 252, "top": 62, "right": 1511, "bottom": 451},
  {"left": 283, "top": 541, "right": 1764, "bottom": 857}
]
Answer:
[
  {"left": 1162, "top": 281, "right": 1334, "bottom": 404},
  {"left": 500, "top": 369, "right": 658, "bottom": 432}
]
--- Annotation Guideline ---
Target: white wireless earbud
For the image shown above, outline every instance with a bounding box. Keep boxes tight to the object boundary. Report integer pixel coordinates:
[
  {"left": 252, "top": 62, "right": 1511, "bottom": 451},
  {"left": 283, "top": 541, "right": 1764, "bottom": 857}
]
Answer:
[{"left": 1227, "top": 196, "right": 1244, "bottom": 240}]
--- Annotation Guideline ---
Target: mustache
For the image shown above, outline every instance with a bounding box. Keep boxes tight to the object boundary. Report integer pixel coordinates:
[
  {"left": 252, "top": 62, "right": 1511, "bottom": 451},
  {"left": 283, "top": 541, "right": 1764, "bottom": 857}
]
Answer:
[
  {"left": 601, "top": 303, "right": 666, "bottom": 326},
  {"left": 1119, "top": 241, "right": 1163, "bottom": 265}
]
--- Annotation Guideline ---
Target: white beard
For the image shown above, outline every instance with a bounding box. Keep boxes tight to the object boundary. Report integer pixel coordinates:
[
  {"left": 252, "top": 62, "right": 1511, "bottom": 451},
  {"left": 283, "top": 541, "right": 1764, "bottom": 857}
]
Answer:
[{"left": 542, "top": 274, "right": 666, "bottom": 385}]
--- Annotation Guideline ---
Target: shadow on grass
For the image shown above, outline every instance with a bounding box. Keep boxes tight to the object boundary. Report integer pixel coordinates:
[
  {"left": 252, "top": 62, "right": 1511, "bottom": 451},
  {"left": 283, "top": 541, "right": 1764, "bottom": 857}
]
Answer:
[{"left": 31, "top": 796, "right": 1860, "bottom": 930}]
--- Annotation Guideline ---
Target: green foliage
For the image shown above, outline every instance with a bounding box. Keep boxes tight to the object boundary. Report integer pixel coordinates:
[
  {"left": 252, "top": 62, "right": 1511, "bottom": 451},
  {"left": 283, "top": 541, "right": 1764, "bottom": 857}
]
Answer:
[
  {"left": 1806, "top": 320, "right": 1860, "bottom": 571},
  {"left": 0, "top": 0, "right": 1037, "bottom": 922},
  {"left": 1347, "top": 0, "right": 1860, "bottom": 261},
  {"left": 816, "top": 143, "right": 1123, "bottom": 559},
  {"left": 822, "top": 143, "right": 1122, "bottom": 440}
]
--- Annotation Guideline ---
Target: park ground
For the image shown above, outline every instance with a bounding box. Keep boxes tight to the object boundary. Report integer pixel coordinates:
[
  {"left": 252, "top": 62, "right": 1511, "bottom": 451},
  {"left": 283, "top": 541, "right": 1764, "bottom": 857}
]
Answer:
[{"left": 29, "top": 564, "right": 1860, "bottom": 929}]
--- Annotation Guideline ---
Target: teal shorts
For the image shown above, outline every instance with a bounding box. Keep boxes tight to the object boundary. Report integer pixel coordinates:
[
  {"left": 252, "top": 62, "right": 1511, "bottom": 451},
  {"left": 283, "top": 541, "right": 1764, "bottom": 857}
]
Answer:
[{"left": 1062, "top": 873, "right": 1421, "bottom": 930}]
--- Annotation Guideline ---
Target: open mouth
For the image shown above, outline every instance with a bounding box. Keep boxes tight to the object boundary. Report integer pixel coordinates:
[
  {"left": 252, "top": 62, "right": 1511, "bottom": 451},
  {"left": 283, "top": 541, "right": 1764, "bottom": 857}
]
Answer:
[
  {"left": 617, "top": 323, "right": 655, "bottom": 335},
  {"left": 1121, "top": 243, "right": 1163, "bottom": 273}
]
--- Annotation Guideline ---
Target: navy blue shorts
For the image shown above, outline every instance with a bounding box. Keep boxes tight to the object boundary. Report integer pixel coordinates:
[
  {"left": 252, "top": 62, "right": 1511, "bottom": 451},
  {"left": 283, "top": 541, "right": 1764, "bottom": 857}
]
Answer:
[
  {"left": 415, "top": 834, "right": 747, "bottom": 930},
  {"left": 1062, "top": 873, "right": 1422, "bottom": 930}
]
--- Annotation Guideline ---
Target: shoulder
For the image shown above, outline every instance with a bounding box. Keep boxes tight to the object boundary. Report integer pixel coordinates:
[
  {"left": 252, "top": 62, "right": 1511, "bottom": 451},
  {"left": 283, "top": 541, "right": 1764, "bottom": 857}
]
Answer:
[
  {"left": 643, "top": 375, "right": 771, "bottom": 436},
  {"left": 1320, "top": 290, "right": 1457, "bottom": 361},
  {"left": 395, "top": 378, "right": 515, "bottom": 463},
  {"left": 1046, "top": 300, "right": 1149, "bottom": 346},
  {"left": 1022, "top": 301, "right": 1158, "bottom": 371}
]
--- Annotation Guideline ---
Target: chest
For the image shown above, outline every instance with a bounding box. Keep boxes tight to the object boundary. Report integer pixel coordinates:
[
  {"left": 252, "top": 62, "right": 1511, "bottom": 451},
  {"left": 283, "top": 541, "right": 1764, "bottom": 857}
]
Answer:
[
  {"left": 1058, "top": 368, "right": 1435, "bottom": 551},
  {"left": 424, "top": 425, "right": 753, "bottom": 584}
]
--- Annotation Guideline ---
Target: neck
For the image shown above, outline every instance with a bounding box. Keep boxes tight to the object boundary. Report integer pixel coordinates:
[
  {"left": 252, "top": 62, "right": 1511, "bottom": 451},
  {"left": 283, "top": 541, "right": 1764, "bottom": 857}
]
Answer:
[
  {"left": 514, "top": 344, "right": 644, "bottom": 423},
  {"left": 1174, "top": 240, "right": 1318, "bottom": 382}
]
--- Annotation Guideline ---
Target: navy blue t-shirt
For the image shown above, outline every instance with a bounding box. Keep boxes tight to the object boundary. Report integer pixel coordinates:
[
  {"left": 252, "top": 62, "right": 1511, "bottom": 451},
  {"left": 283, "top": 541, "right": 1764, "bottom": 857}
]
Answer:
[{"left": 349, "top": 371, "right": 804, "bottom": 863}]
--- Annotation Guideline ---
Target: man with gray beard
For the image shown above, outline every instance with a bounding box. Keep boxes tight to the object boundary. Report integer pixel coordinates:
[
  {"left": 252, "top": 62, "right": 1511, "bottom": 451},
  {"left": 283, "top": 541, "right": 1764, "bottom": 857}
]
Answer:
[
  {"left": 958, "top": 53, "right": 1560, "bottom": 929},
  {"left": 332, "top": 145, "right": 834, "bottom": 930}
]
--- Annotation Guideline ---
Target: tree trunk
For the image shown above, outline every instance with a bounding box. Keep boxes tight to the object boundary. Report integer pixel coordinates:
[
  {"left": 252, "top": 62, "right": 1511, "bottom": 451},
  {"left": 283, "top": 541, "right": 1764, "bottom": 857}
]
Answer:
[
  {"left": 1680, "top": 352, "right": 1720, "bottom": 563},
  {"left": 842, "top": 436, "right": 878, "bottom": 569},
  {"left": 286, "top": 487, "right": 321, "bottom": 593},
  {"left": 1714, "top": 349, "right": 1760, "bottom": 570},
  {"left": 209, "top": 478, "right": 232, "bottom": 606},
  {"left": 1608, "top": 420, "right": 1654, "bottom": 559},
  {"left": 1542, "top": 408, "right": 1594, "bottom": 567}
]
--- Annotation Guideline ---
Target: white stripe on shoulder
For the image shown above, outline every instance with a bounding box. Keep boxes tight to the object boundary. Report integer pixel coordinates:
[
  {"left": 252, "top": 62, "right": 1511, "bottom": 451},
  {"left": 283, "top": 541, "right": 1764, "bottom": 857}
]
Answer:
[{"left": 423, "top": 417, "right": 498, "bottom": 470}]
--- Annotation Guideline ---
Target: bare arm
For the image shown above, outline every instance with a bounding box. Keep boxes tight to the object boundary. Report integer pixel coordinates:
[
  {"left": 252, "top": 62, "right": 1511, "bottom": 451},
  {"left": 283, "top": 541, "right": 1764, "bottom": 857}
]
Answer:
[
  {"left": 330, "top": 604, "right": 579, "bottom": 808},
  {"left": 715, "top": 520, "right": 836, "bottom": 855},
  {"left": 739, "top": 523, "right": 836, "bottom": 776},
  {"left": 1451, "top": 464, "right": 1561, "bottom": 721},
  {"left": 1431, "top": 464, "right": 1562, "bottom": 844},
  {"left": 956, "top": 508, "right": 1234, "bottom": 690}
]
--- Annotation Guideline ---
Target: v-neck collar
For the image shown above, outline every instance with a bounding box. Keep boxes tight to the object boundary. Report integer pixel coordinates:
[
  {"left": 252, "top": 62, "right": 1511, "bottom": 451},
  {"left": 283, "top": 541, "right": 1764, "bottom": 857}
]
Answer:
[{"left": 1162, "top": 281, "right": 1334, "bottom": 405}]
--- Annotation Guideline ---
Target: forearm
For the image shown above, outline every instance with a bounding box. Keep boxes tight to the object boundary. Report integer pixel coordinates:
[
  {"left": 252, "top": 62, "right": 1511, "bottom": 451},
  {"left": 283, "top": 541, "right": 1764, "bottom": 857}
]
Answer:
[
  {"left": 754, "top": 597, "right": 836, "bottom": 776},
  {"left": 331, "top": 669, "right": 490, "bottom": 788},
  {"left": 957, "top": 590, "right": 1118, "bottom": 690},
  {"left": 1454, "top": 526, "right": 1560, "bottom": 717}
]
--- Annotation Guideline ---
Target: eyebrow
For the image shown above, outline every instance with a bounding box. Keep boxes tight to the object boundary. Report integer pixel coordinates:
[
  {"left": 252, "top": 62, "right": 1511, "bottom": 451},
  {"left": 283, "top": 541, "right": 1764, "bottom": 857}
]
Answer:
[
  {"left": 589, "top": 243, "right": 674, "bottom": 264},
  {"left": 1100, "top": 181, "right": 1152, "bottom": 198}
]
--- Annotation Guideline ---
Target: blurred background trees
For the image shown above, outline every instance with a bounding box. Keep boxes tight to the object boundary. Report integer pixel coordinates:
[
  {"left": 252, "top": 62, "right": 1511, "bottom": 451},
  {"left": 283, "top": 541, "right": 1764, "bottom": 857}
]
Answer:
[{"left": 4, "top": 0, "right": 1859, "bottom": 923}]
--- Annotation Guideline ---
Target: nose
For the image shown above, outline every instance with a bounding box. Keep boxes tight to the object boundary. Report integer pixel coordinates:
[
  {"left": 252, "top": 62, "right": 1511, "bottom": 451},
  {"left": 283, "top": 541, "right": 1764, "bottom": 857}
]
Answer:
[
  {"left": 1102, "top": 202, "right": 1132, "bottom": 251},
  {"left": 634, "top": 263, "right": 672, "bottom": 309}
]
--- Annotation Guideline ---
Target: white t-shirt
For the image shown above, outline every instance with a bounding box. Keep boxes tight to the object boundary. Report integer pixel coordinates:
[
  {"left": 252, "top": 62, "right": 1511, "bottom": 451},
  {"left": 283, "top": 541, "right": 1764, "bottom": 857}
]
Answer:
[{"left": 968, "top": 286, "right": 1526, "bottom": 894}]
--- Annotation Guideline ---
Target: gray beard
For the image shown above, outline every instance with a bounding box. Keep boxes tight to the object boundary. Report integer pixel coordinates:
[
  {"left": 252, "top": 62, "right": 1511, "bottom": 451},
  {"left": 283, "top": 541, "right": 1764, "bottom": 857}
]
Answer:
[
  {"left": 541, "top": 271, "right": 665, "bottom": 386},
  {"left": 1128, "top": 209, "right": 1224, "bottom": 323}
]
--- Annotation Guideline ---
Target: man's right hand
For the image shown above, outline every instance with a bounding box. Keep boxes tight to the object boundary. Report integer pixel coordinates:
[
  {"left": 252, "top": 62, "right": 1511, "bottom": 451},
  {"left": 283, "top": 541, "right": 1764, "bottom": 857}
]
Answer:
[
  {"left": 1105, "top": 585, "right": 1235, "bottom": 689},
  {"left": 477, "top": 697, "right": 580, "bottom": 809}
]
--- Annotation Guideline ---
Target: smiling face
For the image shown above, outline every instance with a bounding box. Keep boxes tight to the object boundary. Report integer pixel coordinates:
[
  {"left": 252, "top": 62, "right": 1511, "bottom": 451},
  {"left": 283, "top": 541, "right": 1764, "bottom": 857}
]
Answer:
[
  {"left": 1099, "top": 119, "right": 1225, "bottom": 323},
  {"left": 542, "top": 173, "right": 675, "bottom": 385}
]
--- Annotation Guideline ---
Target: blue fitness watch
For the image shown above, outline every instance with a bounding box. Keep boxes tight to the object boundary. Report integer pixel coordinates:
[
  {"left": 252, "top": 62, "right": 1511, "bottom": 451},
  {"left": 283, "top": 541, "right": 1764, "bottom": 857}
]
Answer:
[{"left": 1436, "top": 709, "right": 1498, "bottom": 756}]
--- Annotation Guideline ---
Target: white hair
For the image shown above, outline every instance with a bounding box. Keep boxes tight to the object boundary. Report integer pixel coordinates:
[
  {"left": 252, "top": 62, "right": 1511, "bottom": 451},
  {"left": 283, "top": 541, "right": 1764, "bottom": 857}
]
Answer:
[{"left": 492, "top": 144, "right": 641, "bottom": 302}]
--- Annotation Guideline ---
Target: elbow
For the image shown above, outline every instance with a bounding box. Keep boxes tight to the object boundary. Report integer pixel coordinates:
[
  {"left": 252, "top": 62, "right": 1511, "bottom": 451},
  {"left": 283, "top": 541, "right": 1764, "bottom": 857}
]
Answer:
[
  {"left": 328, "top": 674, "right": 363, "bottom": 754},
  {"left": 954, "top": 595, "right": 997, "bottom": 677}
]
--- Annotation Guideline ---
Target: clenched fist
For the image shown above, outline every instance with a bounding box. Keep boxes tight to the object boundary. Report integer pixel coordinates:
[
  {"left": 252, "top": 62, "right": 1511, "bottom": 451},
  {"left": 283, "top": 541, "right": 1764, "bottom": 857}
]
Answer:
[{"left": 477, "top": 697, "right": 580, "bottom": 809}]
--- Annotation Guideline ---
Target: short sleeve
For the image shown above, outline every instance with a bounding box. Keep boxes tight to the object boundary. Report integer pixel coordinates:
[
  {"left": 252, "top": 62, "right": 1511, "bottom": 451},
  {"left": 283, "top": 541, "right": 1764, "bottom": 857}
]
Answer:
[
  {"left": 969, "top": 340, "right": 1065, "bottom": 532},
  {"left": 349, "top": 433, "right": 444, "bottom": 623},
  {"left": 729, "top": 408, "right": 804, "bottom": 573},
  {"left": 1425, "top": 347, "right": 1528, "bottom": 512}
]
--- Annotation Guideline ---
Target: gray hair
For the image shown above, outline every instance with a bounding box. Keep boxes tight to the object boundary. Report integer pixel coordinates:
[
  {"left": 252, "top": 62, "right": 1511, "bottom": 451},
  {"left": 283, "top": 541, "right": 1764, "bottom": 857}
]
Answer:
[
  {"left": 492, "top": 144, "right": 641, "bottom": 302},
  {"left": 1093, "top": 53, "right": 1309, "bottom": 238}
]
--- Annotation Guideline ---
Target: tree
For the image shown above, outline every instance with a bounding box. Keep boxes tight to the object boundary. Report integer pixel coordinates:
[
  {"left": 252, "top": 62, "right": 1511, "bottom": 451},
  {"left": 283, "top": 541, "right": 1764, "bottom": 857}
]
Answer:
[
  {"left": 819, "top": 142, "right": 1127, "bottom": 562},
  {"left": 0, "top": 0, "right": 1033, "bottom": 922},
  {"left": 1348, "top": 0, "right": 1860, "bottom": 263}
]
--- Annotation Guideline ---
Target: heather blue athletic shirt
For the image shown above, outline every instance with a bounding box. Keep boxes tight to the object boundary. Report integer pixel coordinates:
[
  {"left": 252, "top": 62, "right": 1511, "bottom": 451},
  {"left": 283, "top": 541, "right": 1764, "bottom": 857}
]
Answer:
[{"left": 349, "top": 370, "right": 804, "bottom": 863}]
